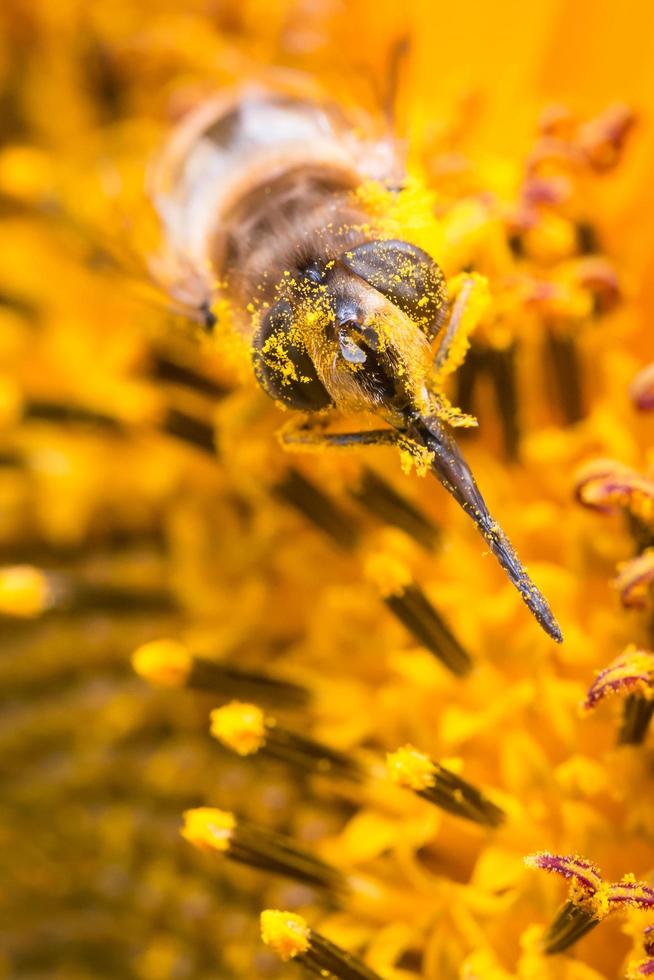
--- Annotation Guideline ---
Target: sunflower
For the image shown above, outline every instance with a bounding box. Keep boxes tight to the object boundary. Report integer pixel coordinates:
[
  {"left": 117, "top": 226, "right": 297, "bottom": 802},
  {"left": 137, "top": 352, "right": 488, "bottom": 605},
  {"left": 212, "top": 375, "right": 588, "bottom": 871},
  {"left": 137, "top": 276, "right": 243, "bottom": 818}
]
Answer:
[{"left": 1, "top": 2, "right": 653, "bottom": 979}]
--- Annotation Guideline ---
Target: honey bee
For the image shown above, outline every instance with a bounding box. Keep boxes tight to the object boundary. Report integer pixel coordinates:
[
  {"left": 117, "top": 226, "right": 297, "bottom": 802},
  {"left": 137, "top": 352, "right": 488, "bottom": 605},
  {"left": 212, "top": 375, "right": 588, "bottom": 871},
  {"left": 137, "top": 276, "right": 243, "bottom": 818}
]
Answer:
[{"left": 149, "top": 83, "right": 562, "bottom": 643}]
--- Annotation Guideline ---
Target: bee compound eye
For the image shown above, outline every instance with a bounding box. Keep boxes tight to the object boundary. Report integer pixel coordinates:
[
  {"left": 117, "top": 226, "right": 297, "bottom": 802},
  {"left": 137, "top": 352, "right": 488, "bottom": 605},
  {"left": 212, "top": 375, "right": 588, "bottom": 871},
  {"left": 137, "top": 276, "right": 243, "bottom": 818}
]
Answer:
[
  {"left": 340, "top": 239, "right": 448, "bottom": 339},
  {"left": 252, "top": 300, "right": 333, "bottom": 411}
]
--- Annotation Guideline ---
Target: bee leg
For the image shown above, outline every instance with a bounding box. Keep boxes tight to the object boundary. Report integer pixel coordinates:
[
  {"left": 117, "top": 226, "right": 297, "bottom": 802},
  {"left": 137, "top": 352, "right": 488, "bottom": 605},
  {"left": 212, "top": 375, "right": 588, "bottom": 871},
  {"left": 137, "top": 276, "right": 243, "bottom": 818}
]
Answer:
[
  {"left": 279, "top": 416, "right": 402, "bottom": 452},
  {"left": 433, "top": 274, "right": 489, "bottom": 382}
]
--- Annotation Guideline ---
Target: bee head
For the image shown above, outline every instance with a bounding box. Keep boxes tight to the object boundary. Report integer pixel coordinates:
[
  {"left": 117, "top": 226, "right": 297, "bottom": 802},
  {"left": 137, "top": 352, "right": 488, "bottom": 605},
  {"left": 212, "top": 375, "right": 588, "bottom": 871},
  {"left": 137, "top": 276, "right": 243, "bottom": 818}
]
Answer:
[{"left": 252, "top": 240, "right": 448, "bottom": 421}]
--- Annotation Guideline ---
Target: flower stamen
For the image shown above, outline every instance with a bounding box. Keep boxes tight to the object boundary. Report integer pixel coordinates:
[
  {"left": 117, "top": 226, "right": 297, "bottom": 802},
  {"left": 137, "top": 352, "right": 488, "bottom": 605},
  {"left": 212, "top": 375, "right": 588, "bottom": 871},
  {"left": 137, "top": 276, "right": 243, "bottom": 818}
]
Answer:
[
  {"left": 582, "top": 646, "right": 654, "bottom": 744},
  {"left": 387, "top": 744, "right": 505, "bottom": 826},
  {"left": 0, "top": 565, "right": 54, "bottom": 618},
  {"left": 274, "top": 466, "right": 360, "bottom": 550},
  {"left": 349, "top": 467, "right": 440, "bottom": 550},
  {"left": 182, "top": 808, "right": 344, "bottom": 891},
  {"left": 575, "top": 460, "right": 654, "bottom": 526},
  {"left": 0, "top": 565, "right": 174, "bottom": 617},
  {"left": 524, "top": 852, "right": 607, "bottom": 953},
  {"left": 627, "top": 925, "right": 654, "bottom": 978},
  {"left": 210, "top": 701, "right": 363, "bottom": 779},
  {"left": 132, "top": 639, "right": 308, "bottom": 706},
  {"left": 630, "top": 362, "right": 654, "bottom": 412},
  {"left": 614, "top": 550, "right": 654, "bottom": 609},
  {"left": 525, "top": 854, "right": 654, "bottom": 955},
  {"left": 261, "top": 910, "right": 382, "bottom": 980},
  {"left": 606, "top": 876, "right": 654, "bottom": 912},
  {"left": 375, "top": 577, "right": 472, "bottom": 676}
]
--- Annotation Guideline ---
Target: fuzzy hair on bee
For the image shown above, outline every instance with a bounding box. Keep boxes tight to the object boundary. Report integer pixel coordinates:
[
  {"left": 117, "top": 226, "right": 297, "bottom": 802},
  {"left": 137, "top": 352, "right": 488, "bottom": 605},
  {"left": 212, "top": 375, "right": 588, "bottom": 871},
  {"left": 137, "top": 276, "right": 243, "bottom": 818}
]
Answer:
[{"left": 149, "top": 81, "right": 563, "bottom": 643}]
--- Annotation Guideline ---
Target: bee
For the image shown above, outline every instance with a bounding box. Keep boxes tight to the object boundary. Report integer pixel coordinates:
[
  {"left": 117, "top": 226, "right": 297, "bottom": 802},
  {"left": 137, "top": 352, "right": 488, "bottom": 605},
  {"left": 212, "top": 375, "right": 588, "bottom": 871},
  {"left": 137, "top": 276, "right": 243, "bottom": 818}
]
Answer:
[{"left": 149, "top": 83, "right": 562, "bottom": 642}]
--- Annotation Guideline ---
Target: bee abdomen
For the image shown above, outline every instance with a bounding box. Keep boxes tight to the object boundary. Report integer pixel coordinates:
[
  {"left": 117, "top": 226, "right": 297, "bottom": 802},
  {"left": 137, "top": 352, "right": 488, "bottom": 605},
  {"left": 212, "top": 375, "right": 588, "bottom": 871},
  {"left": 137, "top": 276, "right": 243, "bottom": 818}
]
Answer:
[
  {"left": 152, "top": 88, "right": 380, "bottom": 312},
  {"left": 218, "top": 165, "right": 369, "bottom": 309}
]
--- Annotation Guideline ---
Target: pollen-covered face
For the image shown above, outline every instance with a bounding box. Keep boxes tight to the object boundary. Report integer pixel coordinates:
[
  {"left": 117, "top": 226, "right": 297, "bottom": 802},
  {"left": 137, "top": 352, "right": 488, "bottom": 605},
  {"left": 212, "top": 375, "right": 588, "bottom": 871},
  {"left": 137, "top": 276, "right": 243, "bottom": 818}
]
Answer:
[{"left": 251, "top": 239, "right": 448, "bottom": 419}]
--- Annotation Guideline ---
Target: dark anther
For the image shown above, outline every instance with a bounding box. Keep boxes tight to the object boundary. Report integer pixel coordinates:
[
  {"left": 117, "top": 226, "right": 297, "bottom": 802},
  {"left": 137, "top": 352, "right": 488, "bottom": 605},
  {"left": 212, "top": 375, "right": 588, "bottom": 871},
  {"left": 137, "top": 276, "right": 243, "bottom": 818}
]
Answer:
[
  {"left": 417, "top": 764, "right": 505, "bottom": 827},
  {"left": 274, "top": 467, "right": 360, "bottom": 551},
  {"left": 507, "top": 233, "right": 525, "bottom": 258},
  {"left": 488, "top": 343, "right": 521, "bottom": 461},
  {"left": 350, "top": 468, "right": 440, "bottom": 550},
  {"left": 188, "top": 657, "right": 309, "bottom": 707},
  {"left": 161, "top": 409, "right": 217, "bottom": 455},
  {"left": 149, "top": 352, "right": 229, "bottom": 398},
  {"left": 545, "top": 330, "right": 585, "bottom": 425},
  {"left": 70, "top": 583, "right": 177, "bottom": 615},
  {"left": 0, "top": 289, "right": 40, "bottom": 321},
  {"left": 576, "top": 221, "right": 601, "bottom": 255},
  {"left": 384, "top": 583, "right": 472, "bottom": 676},
  {"left": 618, "top": 694, "right": 654, "bottom": 745},
  {"left": 229, "top": 820, "right": 345, "bottom": 891},
  {"left": 542, "top": 901, "right": 601, "bottom": 955},
  {"left": 0, "top": 450, "right": 25, "bottom": 469},
  {"left": 263, "top": 725, "right": 363, "bottom": 781},
  {"left": 24, "top": 400, "right": 122, "bottom": 430}
]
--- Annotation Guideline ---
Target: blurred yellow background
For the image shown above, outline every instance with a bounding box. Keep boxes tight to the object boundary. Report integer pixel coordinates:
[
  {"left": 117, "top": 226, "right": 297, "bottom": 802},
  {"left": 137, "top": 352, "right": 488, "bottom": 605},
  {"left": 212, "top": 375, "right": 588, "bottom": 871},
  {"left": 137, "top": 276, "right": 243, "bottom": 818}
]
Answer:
[{"left": 1, "top": 2, "right": 654, "bottom": 979}]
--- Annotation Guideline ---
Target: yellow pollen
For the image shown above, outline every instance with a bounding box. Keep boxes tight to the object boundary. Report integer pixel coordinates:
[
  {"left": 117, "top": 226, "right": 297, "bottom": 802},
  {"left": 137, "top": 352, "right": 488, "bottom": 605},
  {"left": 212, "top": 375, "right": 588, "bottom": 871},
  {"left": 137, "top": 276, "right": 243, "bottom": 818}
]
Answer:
[
  {"left": 386, "top": 744, "right": 436, "bottom": 791},
  {"left": 587, "top": 646, "right": 654, "bottom": 709},
  {"left": 398, "top": 440, "right": 434, "bottom": 477},
  {"left": 209, "top": 702, "right": 267, "bottom": 755},
  {"left": 181, "top": 808, "right": 235, "bottom": 853},
  {"left": 0, "top": 145, "right": 54, "bottom": 201},
  {"left": 0, "top": 565, "right": 51, "bottom": 618},
  {"left": 131, "top": 639, "right": 192, "bottom": 688},
  {"left": 364, "top": 551, "right": 412, "bottom": 598},
  {"left": 587, "top": 883, "right": 610, "bottom": 919},
  {"left": 523, "top": 212, "right": 578, "bottom": 263},
  {"left": 260, "top": 910, "right": 310, "bottom": 961},
  {"left": 613, "top": 645, "right": 654, "bottom": 676},
  {"left": 0, "top": 377, "right": 22, "bottom": 428}
]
